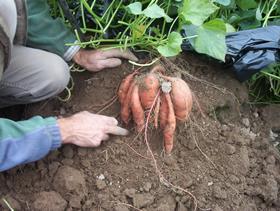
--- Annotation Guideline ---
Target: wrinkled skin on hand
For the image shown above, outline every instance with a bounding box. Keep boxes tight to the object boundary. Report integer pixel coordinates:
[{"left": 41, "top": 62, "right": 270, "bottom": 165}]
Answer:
[
  {"left": 73, "top": 48, "right": 138, "bottom": 72},
  {"left": 57, "top": 111, "right": 129, "bottom": 147}
]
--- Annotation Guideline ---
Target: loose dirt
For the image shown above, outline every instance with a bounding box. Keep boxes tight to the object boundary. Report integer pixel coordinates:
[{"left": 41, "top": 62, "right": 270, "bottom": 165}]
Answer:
[{"left": 0, "top": 54, "right": 279, "bottom": 211}]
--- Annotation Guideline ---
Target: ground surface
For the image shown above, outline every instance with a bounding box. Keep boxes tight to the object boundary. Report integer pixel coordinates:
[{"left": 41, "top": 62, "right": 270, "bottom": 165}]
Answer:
[{"left": 0, "top": 54, "right": 279, "bottom": 211}]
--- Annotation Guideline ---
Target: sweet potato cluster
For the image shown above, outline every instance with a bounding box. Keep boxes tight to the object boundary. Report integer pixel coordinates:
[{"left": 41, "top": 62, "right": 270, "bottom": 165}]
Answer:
[{"left": 118, "top": 65, "right": 193, "bottom": 153}]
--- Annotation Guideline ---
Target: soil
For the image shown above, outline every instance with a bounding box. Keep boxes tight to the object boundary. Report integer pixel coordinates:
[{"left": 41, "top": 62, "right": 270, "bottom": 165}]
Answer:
[{"left": 0, "top": 54, "right": 280, "bottom": 211}]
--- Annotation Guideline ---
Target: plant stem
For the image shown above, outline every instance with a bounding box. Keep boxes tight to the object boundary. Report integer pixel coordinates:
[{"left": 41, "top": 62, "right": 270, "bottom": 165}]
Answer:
[
  {"left": 103, "top": 0, "right": 123, "bottom": 33},
  {"left": 262, "top": 0, "right": 278, "bottom": 27},
  {"left": 80, "top": 0, "right": 104, "bottom": 30}
]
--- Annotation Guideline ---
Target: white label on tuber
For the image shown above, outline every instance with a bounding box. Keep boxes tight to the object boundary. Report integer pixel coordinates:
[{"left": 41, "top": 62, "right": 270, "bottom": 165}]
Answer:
[{"left": 161, "top": 82, "right": 172, "bottom": 93}]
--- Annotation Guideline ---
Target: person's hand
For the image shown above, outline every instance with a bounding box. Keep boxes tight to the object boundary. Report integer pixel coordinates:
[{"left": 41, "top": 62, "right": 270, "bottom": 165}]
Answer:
[
  {"left": 72, "top": 48, "right": 138, "bottom": 72},
  {"left": 57, "top": 111, "right": 129, "bottom": 147}
]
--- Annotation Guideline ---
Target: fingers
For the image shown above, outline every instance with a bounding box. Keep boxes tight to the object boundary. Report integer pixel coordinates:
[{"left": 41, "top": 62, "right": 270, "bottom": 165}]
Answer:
[
  {"left": 88, "top": 112, "right": 118, "bottom": 126},
  {"left": 101, "top": 49, "right": 139, "bottom": 62},
  {"left": 106, "top": 126, "right": 129, "bottom": 136},
  {"left": 101, "top": 116, "right": 118, "bottom": 126},
  {"left": 108, "top": 117, "right": 118, "bottom": 126},
  {"left": 98, "top": 58, "right": 122, "bottom": 69}
]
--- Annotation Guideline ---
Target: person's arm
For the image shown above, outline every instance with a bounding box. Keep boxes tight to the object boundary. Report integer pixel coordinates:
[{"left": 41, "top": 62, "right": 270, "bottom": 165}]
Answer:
[
  {"left": 0, "top": 111, "right": 128, "bottom": 172},
  {"left": 26, "top": 0, "right": 138, "bottom": 70},
  {"left": 0, "top": 116, "right": 61, "bottom": 172},
  {"left": 26, "top": 0, "right": 79, "bottom": 61}
]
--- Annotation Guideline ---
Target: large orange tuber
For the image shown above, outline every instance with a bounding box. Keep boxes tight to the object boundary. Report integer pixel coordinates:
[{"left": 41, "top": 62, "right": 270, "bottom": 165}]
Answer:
[{"left": 118, "top": 65, "right": 193, "bottom": 153}]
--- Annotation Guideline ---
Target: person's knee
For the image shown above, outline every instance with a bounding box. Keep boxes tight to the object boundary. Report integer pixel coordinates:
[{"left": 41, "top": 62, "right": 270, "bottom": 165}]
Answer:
[
  {"left": 0, "top": 46, "right": 71, "bottom": 105},
  {"left": 35, "top": 53, "right": 70, "bottom": 98},
  {"left": 48, "top": 55, "right": 70, "bottom": 94}
]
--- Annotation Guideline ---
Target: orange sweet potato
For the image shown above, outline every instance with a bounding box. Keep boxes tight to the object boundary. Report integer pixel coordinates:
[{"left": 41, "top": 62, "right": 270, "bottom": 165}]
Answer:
[
  {"left": 163, "top": 93, "right": 176, "bottom": 154},
  {"left": 159, "top": 94, "right": 168, "bottom": 130},
  {"left": 130, "top": 85, "right": 145, "bottom": 132},
  {"left": 169, "top": 77, "right": 193, "bottom": 121},
  {"left": 154, "top": 97, "right": 160, "bottom": 129},
  {"left": 118, "top": 72, "right": 137, "bottom": 105},
  {"left": 120, "top": 81, "right": 135, "bottom": 124},
  {"left": 139, "top": 73, "right": 160, "bottom": 109}
]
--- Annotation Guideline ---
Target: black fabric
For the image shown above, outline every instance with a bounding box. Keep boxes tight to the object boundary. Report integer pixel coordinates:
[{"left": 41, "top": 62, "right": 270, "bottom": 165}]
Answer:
[
  {"left": 226, "top": 26, "right": 280, "bottom": 81},
  {"left": 181, "top": 26, "right": 280, "bottom": 81}
]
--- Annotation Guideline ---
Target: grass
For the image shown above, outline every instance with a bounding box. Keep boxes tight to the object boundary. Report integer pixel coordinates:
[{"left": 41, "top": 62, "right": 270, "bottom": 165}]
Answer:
[
  {"left": 215, "top": 0, "right": 280, "bottom": 104},
  {"left": 248, "top": 64, "right": 280, "bottom": 104},
  {"left": 2, "top": 198, "right": 14, "bottom": 211}
]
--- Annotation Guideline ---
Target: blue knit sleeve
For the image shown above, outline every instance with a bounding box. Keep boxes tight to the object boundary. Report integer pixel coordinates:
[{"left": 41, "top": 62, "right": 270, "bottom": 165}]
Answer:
[{"left": 0, "top": 116, "right": 62, "bottom": 172}]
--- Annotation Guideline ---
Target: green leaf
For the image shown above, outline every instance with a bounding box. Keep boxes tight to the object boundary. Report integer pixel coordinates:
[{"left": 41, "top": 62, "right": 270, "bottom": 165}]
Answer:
[
  {"left": 225, "top": 23, "right": 236, "bottom": 33},
  {"left": 180, "top": 0, "right": 219, "bottom": 26},
  {"left": 239, "top": 19, "right": 261, "bottom": 30},
  {"left": 213, "top": 0, "right": 231, "bottom": 6},
  {"left": 181, "top": 24, "right": 198, "bottom": 46},
  {"left": 194, "top": 19, "right": 227, "bottom": 61},
  {"left": 157, "top": 32, "right": 183, "bottom": 57},
  {"left": 142, "top": 4, "right": 173, "bottom": 22},
  {"left": 126, "top": 2, "right": 142, "bottom": 15},
  {"left": 236, "top": 0, "right": 258, "bottom": 10},
  {"left": 228, "top": 9, "right": 257, "bottom": 27}
]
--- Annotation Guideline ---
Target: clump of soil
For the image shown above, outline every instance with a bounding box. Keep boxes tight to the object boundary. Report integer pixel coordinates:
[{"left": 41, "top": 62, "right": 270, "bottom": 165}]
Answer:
[{"left": 0, "top": 54, "right": 279, "bottom": 211}]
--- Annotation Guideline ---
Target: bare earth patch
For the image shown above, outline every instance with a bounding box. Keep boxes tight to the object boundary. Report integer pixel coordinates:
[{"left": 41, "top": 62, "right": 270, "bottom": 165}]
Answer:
[{"left": 0, "top": 54, "right": 279, "bottom": 211}]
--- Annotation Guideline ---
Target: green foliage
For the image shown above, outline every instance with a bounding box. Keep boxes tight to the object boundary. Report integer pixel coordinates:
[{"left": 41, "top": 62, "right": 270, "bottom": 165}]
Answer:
[
  {"left": 180, "top": 0, "right": 218, "bottom": 25},
  {"left": 213, "top": 0, "right": 231, "bottom": 6},
  {"left": 236, "top": 0, "right": 258, "bottom": 10},
  {"left": 49, "top": 0, "right": 229, "bottom": 60},
  {"left": 127, "top": 2, "right": 173, "bottom": 22},
  {"left": 126, "top": 2, "right": 142, "bottom": 15},
  {"left": 142, "top": 4, "right": 173, "bottom": 22},
  {"left": 248, "top": 64, "right": 280, "bottom": 104},
  {"left": 195, "top": 19, "right": 227, "bottom": 61},
  {"left": 157, "top": 32, "right": 182, "bottom": 57},
  {"left": 49, "top": 0, "right": 280, "bottom": 103},
  {"left": 212, "top": 0, "right": 280, "bottom": 104}
]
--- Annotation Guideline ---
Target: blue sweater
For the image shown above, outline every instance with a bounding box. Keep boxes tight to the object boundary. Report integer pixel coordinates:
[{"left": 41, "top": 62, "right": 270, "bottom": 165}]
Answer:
[{"left": 0, "top": 117, "right": 61, "bottom": 171}]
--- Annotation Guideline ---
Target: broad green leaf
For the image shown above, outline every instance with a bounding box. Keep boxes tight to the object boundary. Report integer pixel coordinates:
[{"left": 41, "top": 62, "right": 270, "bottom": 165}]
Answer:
[
  {"left": 180, "top": 0, "right": 219, "bottom": 26},
  {"left": 157, "top": 32, "right": 183, "bottom": 57},
  {"left": 194, "top": 19, "right": 227, "bottom": 61},
  {"left": 236, "top": 0, "right": 258, "bottom": 10},
  {"left": 225, "top": 23, "right": 236, "bottom": 33},
  {"left": 143, "top": 4, "right": 173, "bottom": 22},
  {"left": 221, "top": 0, "right": 238, "bottom": 9},
  {"left": 213, "top": 0, "right": 231, "bottom": 6},
  {"left": 181, "top": 24, "right": 199, "bottom": 47},
  {"left": 126, "top": 2, "right": 142, "bottom": 15}
]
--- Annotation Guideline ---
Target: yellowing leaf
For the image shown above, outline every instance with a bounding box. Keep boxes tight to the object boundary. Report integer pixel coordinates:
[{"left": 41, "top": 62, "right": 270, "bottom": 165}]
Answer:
[{"left": 133, "top": 24, "right": 146, "bottom": 38}]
